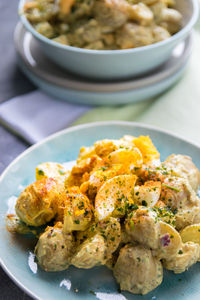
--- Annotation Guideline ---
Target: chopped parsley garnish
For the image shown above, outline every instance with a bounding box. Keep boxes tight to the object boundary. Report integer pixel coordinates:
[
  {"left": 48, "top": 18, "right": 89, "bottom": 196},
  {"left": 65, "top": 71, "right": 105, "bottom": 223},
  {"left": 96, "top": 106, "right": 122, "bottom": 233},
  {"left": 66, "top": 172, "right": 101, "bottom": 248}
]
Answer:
[
  {"left": 58, "top": 169, "right": 65, "bottom": 175},
  {"left": 37, "top": 169, "right": 44, "bottom": 176},
  {"left": 142, "top": 200, "right": 147, "bottom": 206},
  {"left": 100, "top": 166, "right": 108, "bottom": 171}
]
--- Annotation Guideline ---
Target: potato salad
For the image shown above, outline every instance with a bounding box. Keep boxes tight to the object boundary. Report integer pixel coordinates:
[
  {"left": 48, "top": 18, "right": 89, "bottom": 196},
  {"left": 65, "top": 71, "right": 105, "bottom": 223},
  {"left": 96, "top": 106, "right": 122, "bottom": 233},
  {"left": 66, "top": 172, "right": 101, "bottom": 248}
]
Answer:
[
  {"left": 7, "top": 135, "right": 200, "bottom": 295},
  {"left": 23, "top": 0, "right": 182, "bottom": 50}
]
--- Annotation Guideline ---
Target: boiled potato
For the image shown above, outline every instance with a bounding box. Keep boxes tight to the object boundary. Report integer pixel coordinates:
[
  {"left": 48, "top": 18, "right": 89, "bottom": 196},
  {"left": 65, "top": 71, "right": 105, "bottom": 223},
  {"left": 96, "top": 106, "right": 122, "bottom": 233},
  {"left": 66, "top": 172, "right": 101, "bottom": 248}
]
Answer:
[
  {"left": 164, "top": 154, "right": 200, "bottom": 192},
  {"left": 163, "top": 241, "right": 200, "bottom": 273},
  {"left": 180, "top": 224, "right": 200, "bottom": 246},
  {"left": 35, "top": 222, "right": 74, "bottom": 271},
  {"left": 36, "top": 162, "right": 69, "bottom": 181},
  {"left": 59, "top": 0, "right": 75, "bottom": 15},
  {"left": 77, "top": 145, "right": 96, "bottom": 162},
  {"left": 128, "top": 3, "right": 154, "bottom": 25},
  {"left": 125, "top": 207, "right": 160, "bottom": 249},
  {"left": 6, "top": 214, "right": 36, "bottom": 235},
  {"left": 95, "top": 174, "right": 137, "bottom": 220},
  {"left": 71, "top": 234, "right": 106, "bottom": 269},
  {"left": 114, "top": 244, "right": 163, "bottom": 295},
  {"left": 76, "top": 217, "right": 121, "bottom": 260},
  {"left": 15, "top": 178, "right": 63, "bottom": 226},
  {"left": 155, "top": 221, "right": 182, "bottom": 260},
  {"left": 63, "top": 187, "right": 93, "bottom": 233},
  {"left": 97, "top": 217, "right": 121, "bottom": 259}
]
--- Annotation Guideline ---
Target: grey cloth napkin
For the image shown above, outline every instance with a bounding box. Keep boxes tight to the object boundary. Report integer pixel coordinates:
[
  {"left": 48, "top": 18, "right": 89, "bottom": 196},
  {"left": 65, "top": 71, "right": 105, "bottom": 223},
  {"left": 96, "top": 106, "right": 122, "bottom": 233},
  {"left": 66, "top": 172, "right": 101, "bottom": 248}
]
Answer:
[{"left": 0, "top": 90, "right": 91, "bottom": 144}]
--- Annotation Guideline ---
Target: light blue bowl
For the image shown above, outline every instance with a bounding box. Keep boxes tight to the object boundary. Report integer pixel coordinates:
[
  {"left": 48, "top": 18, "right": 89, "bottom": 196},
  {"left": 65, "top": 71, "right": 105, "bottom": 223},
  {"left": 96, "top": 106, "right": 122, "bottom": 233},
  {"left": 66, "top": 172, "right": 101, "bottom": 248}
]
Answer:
[
  {"left": 1, "top": 121, "right": 200, "bottom": 300},
  {"left": 19, "top": 0, "right": 199, "bottom": 80}
]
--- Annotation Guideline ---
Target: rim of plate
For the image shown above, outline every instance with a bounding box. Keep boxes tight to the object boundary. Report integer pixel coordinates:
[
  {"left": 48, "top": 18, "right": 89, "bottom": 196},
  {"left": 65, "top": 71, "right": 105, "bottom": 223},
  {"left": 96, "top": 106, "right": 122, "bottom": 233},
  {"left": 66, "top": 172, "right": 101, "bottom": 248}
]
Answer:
[
  {"left": 19, "top": 0, "right": 199, "bottom": 55},
  {"left": 1, "top": 121, "right": 200, "bottom": 300}
]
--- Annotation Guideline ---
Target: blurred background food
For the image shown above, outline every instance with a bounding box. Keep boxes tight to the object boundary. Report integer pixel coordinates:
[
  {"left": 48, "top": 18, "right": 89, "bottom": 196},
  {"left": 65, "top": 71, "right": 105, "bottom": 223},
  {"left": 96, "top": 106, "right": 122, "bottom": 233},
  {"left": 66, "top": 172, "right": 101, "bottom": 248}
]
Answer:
[{"left": 23, "top": 0, "right": 182, "bottom": 50}]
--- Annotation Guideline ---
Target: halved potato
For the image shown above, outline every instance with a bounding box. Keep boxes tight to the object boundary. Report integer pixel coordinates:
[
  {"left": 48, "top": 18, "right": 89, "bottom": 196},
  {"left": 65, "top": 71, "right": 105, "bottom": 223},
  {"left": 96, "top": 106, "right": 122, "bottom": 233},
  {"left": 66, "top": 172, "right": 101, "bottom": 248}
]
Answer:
[
  {"left": 95, "top": 174, "right": 137, "bottom": 220},
  {"left": 155, "top": 221, "right": 182, "bottom": 259},
  {"left": 71, "top": 234, "right": 106, "bottom": 269},
  {"left": 180, "top": 224, "right": 200, "bottom": 246},
  {"left": 15, "top": 178, "right": 63, "bottom": 226},
  {"left": 63, "top": 187, "right": 93, "bottom": 233}
]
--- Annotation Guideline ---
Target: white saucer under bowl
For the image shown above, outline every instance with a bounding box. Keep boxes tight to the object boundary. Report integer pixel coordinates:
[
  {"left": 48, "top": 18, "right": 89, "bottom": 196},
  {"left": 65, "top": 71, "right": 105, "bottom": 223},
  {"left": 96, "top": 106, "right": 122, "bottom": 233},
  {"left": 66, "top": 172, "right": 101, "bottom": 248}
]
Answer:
[{"left": 15, "top": 22, "right": 192, "bottom": 106}]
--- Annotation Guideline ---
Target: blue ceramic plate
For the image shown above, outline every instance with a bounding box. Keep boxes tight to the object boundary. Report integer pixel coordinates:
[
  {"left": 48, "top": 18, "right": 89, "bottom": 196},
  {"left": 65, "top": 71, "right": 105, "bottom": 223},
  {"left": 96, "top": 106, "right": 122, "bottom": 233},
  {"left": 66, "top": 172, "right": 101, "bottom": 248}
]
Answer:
[{"left": 0, "top": 121, "right": 200, "bottom": 300}]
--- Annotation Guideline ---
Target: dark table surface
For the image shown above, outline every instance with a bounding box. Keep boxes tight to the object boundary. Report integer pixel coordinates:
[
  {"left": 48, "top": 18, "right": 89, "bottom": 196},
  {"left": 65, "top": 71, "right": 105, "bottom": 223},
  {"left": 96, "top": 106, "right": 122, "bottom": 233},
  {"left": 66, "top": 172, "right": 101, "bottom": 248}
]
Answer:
[{"left": 0, "top": 1, "right": 36, "bottom": 299}]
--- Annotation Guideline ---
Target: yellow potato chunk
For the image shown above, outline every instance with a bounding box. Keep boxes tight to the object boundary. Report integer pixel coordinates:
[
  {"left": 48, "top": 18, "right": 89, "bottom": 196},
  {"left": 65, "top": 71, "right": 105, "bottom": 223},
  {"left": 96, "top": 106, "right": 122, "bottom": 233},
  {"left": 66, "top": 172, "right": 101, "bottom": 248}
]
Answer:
[
  {"left": 97, "top": 217, "right": 121, "bottom": 260},
  {"left": 71, "top": 234, "right": 106, "bottom": 269},
  {"left": 95, "top": 174, "right": 137, "bottom": 220},
  {"left": 163, "top": 242, "right": 200, "bottom": 273},
  {"left": 125, "top": 207, "right": 160, "bottom": 249},
  {"left": 63, "top": 187, "right": 93, "bottom": 233},
  {"left": 180, "top": 224, "right": 200, "bottom": 246},
  {"left": 76, "top": 217, "right": 121, "bottom": 260},
  {"left": 59, "top": 0, "right": 75, "bottom": 15},
  {"left": 128, "top": 3, "right": 154, "bottom": 26},
  {"left": 15, "top": 178, "right": 63, "bottom": 226},
  {"left": 114, "top": 244, "right": 163, "bottom": 295},
  {"left": 35, "top": 222, "right": 74, "bottom": 271},
  {"left": 77, "top": 146, "right": 96, "bottom": 162},
  {"left": 155, "top": 221, "right": 182, "bottom": 260},
  {"left": 36, "top": 162, "right": 69, "bottom": 181}
]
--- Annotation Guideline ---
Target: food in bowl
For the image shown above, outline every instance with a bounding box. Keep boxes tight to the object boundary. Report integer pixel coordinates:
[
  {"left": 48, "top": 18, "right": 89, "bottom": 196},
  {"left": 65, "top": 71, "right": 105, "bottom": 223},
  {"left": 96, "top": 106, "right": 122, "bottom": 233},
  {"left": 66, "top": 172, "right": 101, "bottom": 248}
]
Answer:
[
  {"left": 23, "top": 0, "right": 182, "bottom": 50},
  {"left": 7, "top": 135, "right": 200, "bottom": 295}
]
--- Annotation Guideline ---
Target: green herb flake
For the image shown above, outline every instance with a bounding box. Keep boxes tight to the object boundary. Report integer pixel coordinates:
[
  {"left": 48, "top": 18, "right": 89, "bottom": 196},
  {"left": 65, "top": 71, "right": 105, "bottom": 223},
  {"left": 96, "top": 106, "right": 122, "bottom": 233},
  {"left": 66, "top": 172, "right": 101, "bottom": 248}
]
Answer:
[
  {"left": 89, "top": 290, "right": 95, "bottom": 296},
  {"left": 38, "top": 169, "right": 44, "bottom": 176},
  {"left": 58, "top": 169, "right": 65, "bottom": 175},
  {"left": 162, "top": 183, "right": 180, "bottom": 192}
]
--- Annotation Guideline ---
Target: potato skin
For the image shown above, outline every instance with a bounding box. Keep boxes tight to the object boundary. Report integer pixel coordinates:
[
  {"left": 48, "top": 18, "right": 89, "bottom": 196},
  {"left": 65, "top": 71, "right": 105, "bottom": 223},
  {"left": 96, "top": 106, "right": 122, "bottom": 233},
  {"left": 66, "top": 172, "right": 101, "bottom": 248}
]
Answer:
[
  {"left": 15, "top": 178, "right": 64, "bottom": 226},
  {"left": 71, "top": 234, "right": 106, "bottom": 269},
  {"left": 114, "top": 244, "right": 163, "bottom": 295},
  {"left": 35, "top": 223, "right": 74, "bottom": 272},
  {"left": 125, "top": 207, "right": 160, "bottom": 249},
  {"left": 163, "top": 242, "right": 200, "bottom": 273}
]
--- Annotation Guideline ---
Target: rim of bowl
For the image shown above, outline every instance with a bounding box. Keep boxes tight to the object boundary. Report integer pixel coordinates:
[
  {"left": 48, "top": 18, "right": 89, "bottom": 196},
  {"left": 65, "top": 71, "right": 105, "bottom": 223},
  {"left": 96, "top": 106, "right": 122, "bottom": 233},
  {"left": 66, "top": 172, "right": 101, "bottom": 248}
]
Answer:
[
  {"left": 1, "top": 120, "right": 200, "bottom": 300},
  {"left": 19, "top": 0, "right": 199, "bottom": 55}
]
